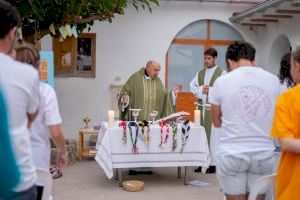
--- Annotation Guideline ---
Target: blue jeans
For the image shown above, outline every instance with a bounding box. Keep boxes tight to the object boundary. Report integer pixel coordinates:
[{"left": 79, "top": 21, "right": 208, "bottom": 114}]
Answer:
[{"left": 11, "top": 185, "right": 37, "bottom": 200}]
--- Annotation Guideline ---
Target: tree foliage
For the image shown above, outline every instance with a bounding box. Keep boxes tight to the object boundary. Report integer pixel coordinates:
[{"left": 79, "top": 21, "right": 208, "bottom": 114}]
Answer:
[{"left": 8, "top": 0, "right": 159, "bottom": 40}]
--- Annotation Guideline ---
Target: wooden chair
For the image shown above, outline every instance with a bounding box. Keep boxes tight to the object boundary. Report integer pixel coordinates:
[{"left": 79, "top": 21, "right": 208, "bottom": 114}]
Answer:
[{"left": 175, "top": 92, "right": 197, "bottom": 122}]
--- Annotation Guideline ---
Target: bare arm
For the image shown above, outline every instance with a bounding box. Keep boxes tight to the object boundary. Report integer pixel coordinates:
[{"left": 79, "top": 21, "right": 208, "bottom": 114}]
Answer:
[
  {"left": 27, "top": 72, "right": 40, "bottom": 127},
  {"left": 49, "top": 124, "right": 68, "bottom": 169},
  {"left": 279, "top": 138, "right": 300, "bottom": 154},
  {"left": 212, "top": 104, "right": 222, "bottom": 128}
]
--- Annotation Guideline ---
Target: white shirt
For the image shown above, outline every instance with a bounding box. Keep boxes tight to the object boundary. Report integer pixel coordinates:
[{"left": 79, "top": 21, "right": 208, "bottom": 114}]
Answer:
[
  {"left": 0, "top": 53, "right": 39, "bottom": 192},
  {"left": 279, "top": 79, "right": 294, "bottom": 94},
  {"left": 190, "top": 65, "right": 226, "bottom": 101},
  {"left": 30, "top": 82, "right": 62, "bottom": 173},
  {"left": 210, "top": 66, "right": 281, "bottom": 156}
]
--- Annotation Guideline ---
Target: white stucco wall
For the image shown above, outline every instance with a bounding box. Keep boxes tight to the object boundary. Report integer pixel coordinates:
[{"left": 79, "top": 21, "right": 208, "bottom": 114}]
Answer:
[
  {"left": 42, "top": 1, "right": 258, "bottom": 139},
  {"left": 250, "top": 15, "right": 300, "bottom": 73}
]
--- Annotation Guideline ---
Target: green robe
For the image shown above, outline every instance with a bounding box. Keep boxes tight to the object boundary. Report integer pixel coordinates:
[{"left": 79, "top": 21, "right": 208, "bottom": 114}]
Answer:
[
  {"left": 198, "top": 66, "right": 223, "bottom": 143},
  {"left": 119, "top": 68, "right": 174, "bottom": 121}
]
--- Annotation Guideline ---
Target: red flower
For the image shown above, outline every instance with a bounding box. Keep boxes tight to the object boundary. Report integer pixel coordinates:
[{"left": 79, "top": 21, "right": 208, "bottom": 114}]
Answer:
[{"left": 119, "top": 121, "right": 127, "bottom": 127}]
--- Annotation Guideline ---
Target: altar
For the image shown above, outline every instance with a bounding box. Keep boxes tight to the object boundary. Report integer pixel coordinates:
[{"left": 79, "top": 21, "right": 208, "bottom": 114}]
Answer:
[{"left": 95, "top": 121, "right": 210, "bottom": 186}]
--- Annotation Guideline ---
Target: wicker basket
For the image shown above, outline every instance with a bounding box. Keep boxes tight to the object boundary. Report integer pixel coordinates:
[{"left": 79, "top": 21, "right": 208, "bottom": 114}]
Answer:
[{"left": 122, "top": 180, "right": 144, "bottom": 192}]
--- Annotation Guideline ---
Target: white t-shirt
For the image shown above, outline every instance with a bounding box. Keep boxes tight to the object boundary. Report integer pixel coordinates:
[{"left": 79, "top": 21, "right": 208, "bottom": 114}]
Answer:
[
  {"left": 30, "top": 82, "right": 62, "bottom": 172},
  {"left": 0, "top": 53, "right": 39, "bottom": 192},
  {"left": 210, "top": 66, "right": 281, "bottom": 156}
]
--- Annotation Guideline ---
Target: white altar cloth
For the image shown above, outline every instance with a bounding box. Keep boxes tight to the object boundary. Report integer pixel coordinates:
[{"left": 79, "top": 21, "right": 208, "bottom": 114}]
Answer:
[{"left": 95, "top": 122, "right": 210, "bottom": 179}]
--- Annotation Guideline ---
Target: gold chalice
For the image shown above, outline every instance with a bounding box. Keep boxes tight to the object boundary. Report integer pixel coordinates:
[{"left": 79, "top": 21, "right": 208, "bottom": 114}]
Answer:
[{"left": 83, "top": 117, "right": 91, "bottom": 129}]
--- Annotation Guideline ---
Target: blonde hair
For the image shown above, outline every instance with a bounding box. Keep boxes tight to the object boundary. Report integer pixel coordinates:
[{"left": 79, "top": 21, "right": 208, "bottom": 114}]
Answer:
[
  {"left": 292, "top": 46, "right": 300, "bottom": 64},
  {"left": 15, "top": 42, "right": 40, "bottom": 69}
]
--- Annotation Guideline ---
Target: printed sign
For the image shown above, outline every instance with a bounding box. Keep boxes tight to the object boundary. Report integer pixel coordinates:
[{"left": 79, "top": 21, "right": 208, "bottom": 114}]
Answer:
[{"left": 39, "top": 51, "right": 54, "bottom": 86}]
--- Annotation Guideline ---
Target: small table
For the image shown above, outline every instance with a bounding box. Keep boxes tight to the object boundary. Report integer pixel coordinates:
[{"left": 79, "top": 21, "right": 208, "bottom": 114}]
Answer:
[{"left": 78, "top": 129, "right": 99, "bottom": 160}]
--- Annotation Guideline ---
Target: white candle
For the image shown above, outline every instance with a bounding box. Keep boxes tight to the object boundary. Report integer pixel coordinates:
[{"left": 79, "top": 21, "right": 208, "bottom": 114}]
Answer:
[
  {"left": 108, "top": 110, "right": 115, "bottom": 128},
  {"left": 194, "top": 110, "right": 201, "bottom": 126}
]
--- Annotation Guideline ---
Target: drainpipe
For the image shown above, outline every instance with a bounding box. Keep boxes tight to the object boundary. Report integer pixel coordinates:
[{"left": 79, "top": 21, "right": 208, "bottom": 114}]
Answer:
[{"left": 229, "top": 0, "right": 286, "bottom": 22}]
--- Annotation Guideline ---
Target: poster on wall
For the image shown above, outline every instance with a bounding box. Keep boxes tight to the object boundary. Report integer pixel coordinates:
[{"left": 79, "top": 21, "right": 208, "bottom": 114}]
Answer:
[{"left": 39, "top": 51, "right": 54, "bottom": 87}]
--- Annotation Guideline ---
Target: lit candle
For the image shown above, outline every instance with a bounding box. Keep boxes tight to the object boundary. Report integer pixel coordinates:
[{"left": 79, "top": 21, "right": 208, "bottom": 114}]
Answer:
[
  {"left": 194, "top": 110, "right": 201, "bottom": 126},
  {"left": 108, "top": 110, "right": 115, "bottom": 128}
]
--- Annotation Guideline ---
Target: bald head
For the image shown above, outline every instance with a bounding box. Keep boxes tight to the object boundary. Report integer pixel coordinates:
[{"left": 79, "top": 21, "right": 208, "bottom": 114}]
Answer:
[{"left": 146, "top": 59, "right": 161, "bottom": 79}]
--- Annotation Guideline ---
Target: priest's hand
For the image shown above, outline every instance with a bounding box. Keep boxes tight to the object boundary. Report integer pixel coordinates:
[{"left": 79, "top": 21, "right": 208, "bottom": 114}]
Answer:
[
  {"left": 121, "top": 95, "right": 129, "bottom": 104},
  {"left": 172, "top": 84, "right": 183, "bottom": 95},
  {"left": 202, "top": 85, "right": 209, "bottom": 94}
]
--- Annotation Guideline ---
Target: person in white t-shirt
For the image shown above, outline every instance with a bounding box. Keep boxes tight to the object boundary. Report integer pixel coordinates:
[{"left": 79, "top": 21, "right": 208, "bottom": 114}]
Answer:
[
  {"left": 15, "top": 43, "right": 68, "bottom": 200},
  {"left": 210, "top": 41, "right": 281, "bottom": 200},
  {"left": 0, "top": 1, "right": 39, "bottom": 199}
]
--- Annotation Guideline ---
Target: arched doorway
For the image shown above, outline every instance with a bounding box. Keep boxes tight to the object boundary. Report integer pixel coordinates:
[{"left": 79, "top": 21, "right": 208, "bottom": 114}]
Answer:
[
  {"left": 166, "top": 19, "right": 243, "bottom": 90},
  {"left": 267, "top": 34, "right": 291, "bottom": 75}
]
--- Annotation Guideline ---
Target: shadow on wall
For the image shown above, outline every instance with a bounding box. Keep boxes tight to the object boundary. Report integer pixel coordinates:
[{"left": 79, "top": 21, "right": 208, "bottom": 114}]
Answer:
[{"left": 268, "top": 34, "right": 291, "bottom": 75}]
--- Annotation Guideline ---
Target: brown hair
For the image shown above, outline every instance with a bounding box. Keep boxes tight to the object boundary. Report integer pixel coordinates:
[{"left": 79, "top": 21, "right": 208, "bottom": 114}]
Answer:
[
  {"left": 0, "top": 0, "right": 21, "bottom": 39},
  {"left": 15, "top": 42, "right": 40, "bottom": 69},
  {"left": 292, "top": 46, "right": 300, "bottom": 64},
  {"left": 226, "top": 41, "right": 255, "bottom": 62},
  {"left": 204, "top": 48, "right": 217, "bottom": 58}
]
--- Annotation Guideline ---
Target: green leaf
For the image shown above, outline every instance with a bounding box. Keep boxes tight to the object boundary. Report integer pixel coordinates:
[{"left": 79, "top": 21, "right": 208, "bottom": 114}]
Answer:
[{"left": 13, "top": 0, "right": 160, "bottom": 38}]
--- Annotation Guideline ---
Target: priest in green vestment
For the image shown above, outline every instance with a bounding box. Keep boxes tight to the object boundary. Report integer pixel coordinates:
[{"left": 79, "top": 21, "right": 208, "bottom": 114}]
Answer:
[
  {"left": 118, "top": 60, "right": 181, "bottom": 121},
  {"left": 190, "top": 48, "right": 225, "bottom": 173}
]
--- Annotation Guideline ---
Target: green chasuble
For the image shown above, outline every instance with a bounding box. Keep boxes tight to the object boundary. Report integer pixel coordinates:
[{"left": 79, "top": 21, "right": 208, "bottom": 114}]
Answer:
[
  {"left": 198, "top": 66, "right": 223, "bottom": 143},
  {"left": 119, "top": 68, "right": 174, "bottom": 121}
]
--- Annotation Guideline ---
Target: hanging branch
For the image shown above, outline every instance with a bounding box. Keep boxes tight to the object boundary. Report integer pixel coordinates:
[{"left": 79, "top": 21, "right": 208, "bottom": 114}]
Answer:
[{"left": 12, "top": 0, "right": 159, "bottom": 41}]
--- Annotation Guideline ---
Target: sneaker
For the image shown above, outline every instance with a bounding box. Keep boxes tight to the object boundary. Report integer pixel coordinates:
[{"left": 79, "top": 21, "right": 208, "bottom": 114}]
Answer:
[
  {"left": 194, "top": 166, "right": 216, "bottom": 173},
  {"left": 50, "top": 165, "right": 63, "bottom": 179},
  {"left": 205, "top": 166, "right": 216, "bottom": 174},
  {"left": 138, "top": 170, "right": 153, "bottom": 175},
  {"left": 128, "top": 170, "right": 138, "bottom": 175},
  {"left": 194, "top": 166, "right": 202, "bottom": 173}
]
